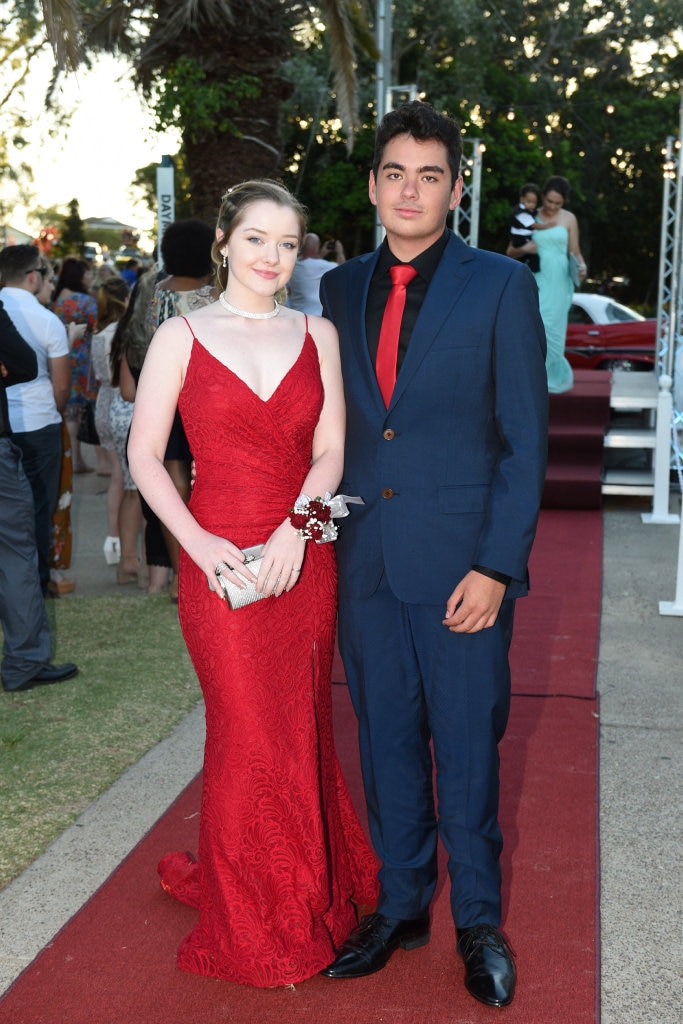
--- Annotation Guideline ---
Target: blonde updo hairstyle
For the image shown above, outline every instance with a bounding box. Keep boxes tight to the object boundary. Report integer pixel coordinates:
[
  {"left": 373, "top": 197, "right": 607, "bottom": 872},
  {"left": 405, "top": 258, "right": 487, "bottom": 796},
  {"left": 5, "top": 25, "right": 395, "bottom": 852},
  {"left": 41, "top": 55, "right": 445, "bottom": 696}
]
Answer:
[
  {"left": 96, "top": 276, "right": 130, "bottom": 332},
  {"left": 212, "top": 179, "right": 307, "bottom": 292}
]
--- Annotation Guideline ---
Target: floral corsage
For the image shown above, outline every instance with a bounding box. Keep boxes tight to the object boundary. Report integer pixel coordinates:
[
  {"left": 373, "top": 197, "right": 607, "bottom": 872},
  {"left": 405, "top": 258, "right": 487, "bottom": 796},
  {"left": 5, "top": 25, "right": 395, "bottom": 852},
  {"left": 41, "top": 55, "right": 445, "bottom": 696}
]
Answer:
[{"left": 288, "top": 492, "right": 363, "bottom": 543}]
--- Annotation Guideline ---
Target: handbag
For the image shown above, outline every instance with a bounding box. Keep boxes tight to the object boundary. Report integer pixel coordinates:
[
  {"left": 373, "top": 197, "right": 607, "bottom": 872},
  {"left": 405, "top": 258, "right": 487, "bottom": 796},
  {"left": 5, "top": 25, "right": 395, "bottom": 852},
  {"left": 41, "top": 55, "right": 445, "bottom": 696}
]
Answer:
[
  {"left": 568, "top": 253, "right": 581, "bottom": 289},
  {"left": 77, "top": 350, "right": 100, "bottom": 445},
  {"left": 216, "top": 545, "right": 268, "bottom": 610},
  {"left": 77, "top": 400, "right": 100, "bottom": 446}
]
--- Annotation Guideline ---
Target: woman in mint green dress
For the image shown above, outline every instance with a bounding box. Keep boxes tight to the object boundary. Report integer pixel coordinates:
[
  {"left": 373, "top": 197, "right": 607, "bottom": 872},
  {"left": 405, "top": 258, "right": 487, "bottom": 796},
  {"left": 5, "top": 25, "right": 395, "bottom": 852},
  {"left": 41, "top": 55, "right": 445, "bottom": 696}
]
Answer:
[{"left": 507, "top": 176, "right": 587, "bottom": 393}]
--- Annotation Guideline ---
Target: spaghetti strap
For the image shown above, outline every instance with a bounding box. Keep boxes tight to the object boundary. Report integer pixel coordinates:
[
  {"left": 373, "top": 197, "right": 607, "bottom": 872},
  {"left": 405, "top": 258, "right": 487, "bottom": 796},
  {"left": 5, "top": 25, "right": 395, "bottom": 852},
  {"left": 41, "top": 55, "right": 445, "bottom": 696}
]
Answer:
[
  {"left": 304, "top": 314, "right": 309, "bottom": 334},
  {"left": 181, "top": 315, "right": 195, "bottom": 339}
]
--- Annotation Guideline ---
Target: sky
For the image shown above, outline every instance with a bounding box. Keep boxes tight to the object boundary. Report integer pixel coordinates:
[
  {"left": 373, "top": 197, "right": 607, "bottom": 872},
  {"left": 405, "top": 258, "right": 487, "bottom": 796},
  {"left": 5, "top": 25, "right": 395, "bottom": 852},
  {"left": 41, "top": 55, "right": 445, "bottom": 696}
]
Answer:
[{"left": 10, "top": 52, "right": 181, "bottom": 245}]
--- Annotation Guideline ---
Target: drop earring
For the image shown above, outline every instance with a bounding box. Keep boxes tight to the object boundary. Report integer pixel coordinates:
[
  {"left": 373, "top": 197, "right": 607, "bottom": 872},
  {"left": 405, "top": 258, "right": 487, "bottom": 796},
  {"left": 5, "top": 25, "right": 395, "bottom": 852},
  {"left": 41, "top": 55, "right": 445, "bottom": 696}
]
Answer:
[{"left": 222, "top": 254, "right": 227, "bottom": 268}]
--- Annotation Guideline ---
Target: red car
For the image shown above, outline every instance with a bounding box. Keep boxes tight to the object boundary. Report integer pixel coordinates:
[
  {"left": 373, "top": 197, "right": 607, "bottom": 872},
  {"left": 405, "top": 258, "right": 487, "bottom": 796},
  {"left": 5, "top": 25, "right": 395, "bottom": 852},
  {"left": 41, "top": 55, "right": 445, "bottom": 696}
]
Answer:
[{"left": 565, "top": 293, "right": 656, "bottom": 371}]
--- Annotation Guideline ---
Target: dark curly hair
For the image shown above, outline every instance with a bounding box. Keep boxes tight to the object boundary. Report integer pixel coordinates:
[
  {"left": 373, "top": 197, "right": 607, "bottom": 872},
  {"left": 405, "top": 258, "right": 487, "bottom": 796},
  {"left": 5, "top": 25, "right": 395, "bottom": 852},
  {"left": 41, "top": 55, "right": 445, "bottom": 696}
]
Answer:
[
  {"left": 373, "top": 100, "right": 462, "bottom": 186},
  {"left": 160, "top": 219, "right": 215, "bottom": 278}
]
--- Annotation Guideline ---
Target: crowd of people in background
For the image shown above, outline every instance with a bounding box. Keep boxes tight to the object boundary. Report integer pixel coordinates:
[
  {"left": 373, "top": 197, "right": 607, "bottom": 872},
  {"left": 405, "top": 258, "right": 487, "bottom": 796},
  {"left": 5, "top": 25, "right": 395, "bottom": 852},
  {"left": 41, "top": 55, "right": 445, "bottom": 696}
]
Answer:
[{"left": 0, "top": 223, "right": 221, "bottom": 692}]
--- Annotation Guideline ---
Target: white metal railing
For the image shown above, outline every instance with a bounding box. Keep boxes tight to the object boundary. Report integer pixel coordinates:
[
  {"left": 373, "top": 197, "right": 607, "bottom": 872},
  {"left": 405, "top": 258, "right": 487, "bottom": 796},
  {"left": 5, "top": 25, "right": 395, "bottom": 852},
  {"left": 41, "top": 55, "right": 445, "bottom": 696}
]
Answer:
[
  {"left": 659, "top": 498, "right": 683, "bottom": 615},
  {"left": 452, "top": 141, "right": 483, "bottom": 248},
  {"left": 647, "top": 91, "right": 683, "bottom": 530},
  {"left": 654, "top": 92, "right": 683, "bottom": 612}
]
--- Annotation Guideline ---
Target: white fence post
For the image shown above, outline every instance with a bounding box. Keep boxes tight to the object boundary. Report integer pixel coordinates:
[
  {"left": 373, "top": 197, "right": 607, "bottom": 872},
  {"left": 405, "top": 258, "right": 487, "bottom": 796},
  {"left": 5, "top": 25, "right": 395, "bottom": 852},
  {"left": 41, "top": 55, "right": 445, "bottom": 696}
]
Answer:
[
  {"left": 659, "top": 501, "right": 683, "bottom": 615},
  {"left": 642, "top": 375, "right": 680, "bottom": 524}
]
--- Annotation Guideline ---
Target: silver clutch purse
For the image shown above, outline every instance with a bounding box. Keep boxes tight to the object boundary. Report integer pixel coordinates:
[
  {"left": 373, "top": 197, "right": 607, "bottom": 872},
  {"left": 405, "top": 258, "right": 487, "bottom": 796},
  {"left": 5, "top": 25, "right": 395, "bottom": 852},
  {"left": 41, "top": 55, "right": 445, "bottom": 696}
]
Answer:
[{"left": 215, "top": 545, "right": 267, "bottom": 610}]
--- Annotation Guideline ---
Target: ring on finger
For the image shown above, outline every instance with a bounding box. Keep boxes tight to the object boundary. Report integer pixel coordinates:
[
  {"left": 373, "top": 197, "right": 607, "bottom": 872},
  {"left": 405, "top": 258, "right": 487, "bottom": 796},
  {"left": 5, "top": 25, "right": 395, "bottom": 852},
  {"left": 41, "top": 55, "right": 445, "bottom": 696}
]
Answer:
[{"left": 215, "top": 561, "right": 233, "bottom": 576}]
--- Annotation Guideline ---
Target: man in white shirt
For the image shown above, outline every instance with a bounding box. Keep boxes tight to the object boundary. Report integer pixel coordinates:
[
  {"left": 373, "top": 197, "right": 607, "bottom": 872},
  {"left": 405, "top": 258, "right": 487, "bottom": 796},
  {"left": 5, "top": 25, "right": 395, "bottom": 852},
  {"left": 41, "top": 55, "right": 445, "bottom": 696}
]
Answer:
[
  {"left": 0, "top": 245, "right": 70, "bottom": 595},
  {"left": 287, "top": 233, "right": 345, "bottom": 315},
  {"left": 0, "top": 299, "right": 78, "bottom": 691}
]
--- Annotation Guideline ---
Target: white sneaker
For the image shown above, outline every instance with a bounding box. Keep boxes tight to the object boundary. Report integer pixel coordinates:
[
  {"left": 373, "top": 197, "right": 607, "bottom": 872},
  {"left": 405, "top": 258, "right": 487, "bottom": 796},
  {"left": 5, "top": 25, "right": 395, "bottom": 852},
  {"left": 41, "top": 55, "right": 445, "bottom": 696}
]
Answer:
[{"left": 103, "top": 536, "right": 121, "bottom": 565}]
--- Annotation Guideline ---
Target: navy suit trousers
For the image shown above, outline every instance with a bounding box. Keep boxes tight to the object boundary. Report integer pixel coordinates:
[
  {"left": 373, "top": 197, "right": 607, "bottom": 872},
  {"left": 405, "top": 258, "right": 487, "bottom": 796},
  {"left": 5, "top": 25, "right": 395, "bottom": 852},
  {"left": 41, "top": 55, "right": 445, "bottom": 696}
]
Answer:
[{"left": 338, "top": 575, "right": 515, "bottom": 929}]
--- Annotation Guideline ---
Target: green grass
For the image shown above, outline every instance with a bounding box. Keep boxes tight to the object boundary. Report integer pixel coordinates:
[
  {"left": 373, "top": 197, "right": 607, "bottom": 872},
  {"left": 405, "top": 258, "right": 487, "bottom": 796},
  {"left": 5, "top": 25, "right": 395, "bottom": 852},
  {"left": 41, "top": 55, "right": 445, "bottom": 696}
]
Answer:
[{"left": 0, "top": 594, "right": 201, "bottom": 890}]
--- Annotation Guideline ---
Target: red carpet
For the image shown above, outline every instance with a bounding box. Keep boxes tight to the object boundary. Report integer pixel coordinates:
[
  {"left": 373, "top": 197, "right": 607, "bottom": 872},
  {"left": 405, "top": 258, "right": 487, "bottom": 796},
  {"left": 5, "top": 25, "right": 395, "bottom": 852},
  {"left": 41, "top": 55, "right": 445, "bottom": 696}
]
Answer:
[
  {"left": 0, "top": 510, "right": 601, "bottom": 1024},
  {"left": 510, "top": 508, "right": 602, "bottom": 698},
  {"left": 542, "top": 369, "right": 612, "bottom": 510}
]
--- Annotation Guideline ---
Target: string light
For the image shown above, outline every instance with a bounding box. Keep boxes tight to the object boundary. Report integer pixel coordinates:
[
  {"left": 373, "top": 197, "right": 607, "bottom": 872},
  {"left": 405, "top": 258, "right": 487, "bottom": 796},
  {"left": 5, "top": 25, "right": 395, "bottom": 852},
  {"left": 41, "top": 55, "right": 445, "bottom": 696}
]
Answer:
[{"left": 663, "top": 158, "right": 676, "bottom": 180}]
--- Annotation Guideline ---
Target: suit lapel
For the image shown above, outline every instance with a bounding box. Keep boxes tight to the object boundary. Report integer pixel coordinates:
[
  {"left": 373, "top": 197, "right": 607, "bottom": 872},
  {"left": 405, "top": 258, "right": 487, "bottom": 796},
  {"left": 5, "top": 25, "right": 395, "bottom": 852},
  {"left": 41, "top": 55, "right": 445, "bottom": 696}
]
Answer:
[{"left": 341, "top": 250, "right": 386, "bottom": 411}]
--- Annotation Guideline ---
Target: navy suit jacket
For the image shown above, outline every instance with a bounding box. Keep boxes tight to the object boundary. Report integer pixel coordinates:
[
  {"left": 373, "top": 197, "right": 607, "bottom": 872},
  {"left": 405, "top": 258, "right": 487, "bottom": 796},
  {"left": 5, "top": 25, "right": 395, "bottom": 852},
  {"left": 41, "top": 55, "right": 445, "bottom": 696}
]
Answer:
[{"left": 320, "top": 231, "right": 548, "bottom": 605}]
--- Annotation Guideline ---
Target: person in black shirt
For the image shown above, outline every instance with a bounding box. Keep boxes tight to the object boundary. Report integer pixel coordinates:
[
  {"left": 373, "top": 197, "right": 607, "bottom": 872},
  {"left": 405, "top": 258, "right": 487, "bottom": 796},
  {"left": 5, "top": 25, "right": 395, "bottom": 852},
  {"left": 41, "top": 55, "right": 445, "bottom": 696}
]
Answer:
[{"left": 508, "top": 182, "right": 542, "bottom": 273}]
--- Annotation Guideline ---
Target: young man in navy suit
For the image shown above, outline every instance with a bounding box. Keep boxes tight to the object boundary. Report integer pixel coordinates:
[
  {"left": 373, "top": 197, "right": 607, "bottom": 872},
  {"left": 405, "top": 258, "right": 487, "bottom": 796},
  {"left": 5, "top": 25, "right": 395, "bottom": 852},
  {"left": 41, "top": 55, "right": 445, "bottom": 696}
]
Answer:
[{"left": 320, "top": 101, "right": 548, "bottom": 1007}]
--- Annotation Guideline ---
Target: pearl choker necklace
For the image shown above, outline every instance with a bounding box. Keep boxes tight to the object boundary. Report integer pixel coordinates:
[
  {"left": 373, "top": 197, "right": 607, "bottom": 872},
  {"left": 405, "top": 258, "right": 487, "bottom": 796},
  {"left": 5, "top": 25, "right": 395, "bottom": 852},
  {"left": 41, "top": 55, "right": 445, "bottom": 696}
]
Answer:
[{"left": 219, "top": 291, "right": 280, "bottom": 320}]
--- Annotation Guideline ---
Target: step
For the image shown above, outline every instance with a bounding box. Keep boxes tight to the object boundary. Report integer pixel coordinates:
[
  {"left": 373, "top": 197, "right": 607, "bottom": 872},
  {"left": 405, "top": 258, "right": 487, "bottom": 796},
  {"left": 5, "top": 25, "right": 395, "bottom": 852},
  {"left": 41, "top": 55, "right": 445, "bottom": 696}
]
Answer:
[
  {"left": 601, "top": 467, "right": 655, "bottom": 495},
  {"left": 609, "top": 369, "right": 659, "bottom": 411},
  {"left": 546, "top": 461, "right": 605, "bottom": 481},
  {"left": 542, "top": 478, "right": 602, "bottom": 509},
  {"left": 603, "top": 427, "right": 657, "bottom": 449}
]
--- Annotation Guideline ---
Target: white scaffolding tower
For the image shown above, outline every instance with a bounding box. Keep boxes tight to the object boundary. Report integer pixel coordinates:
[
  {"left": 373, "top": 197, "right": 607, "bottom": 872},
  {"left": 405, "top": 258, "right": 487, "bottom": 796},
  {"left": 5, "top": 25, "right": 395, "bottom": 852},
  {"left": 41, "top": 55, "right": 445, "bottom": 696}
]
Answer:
[
  {"left": 655, "top": 92, "right": 683, "bottom": 615},
  {"left": 452, "top": 141, "right": 483, "bottom": 248}
]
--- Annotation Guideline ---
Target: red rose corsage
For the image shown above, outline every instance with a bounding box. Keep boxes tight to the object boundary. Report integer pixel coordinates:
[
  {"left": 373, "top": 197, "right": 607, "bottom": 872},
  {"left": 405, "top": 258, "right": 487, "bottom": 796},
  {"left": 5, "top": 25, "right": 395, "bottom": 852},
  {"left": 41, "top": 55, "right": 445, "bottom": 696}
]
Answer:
[{"left": 288, "top": 495, "right": 337, "bottom": 542}]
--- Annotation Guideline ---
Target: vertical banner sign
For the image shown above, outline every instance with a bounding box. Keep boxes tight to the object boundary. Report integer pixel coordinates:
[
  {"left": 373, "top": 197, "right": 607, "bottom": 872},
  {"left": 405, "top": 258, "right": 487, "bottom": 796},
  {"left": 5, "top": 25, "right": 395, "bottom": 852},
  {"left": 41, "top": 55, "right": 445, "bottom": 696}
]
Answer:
[{"left": 156, "top": 155, "right": 175, "bottom": 269}]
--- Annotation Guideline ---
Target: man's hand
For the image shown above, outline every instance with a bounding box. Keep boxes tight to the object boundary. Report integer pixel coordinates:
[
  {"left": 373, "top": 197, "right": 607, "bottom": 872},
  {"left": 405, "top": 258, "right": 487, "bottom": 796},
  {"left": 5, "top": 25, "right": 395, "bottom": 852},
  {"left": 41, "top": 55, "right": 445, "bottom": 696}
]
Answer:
[{"left": 443, "top": 570, "right": 506, "bottom": 633}]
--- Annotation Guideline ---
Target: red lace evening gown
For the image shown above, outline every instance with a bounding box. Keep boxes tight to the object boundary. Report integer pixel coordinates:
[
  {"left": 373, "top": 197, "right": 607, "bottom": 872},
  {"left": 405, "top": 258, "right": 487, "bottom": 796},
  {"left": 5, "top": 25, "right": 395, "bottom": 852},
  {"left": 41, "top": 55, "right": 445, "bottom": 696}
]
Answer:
[{"left": 159, "top": 322, "right": 378, "bottom": 987}]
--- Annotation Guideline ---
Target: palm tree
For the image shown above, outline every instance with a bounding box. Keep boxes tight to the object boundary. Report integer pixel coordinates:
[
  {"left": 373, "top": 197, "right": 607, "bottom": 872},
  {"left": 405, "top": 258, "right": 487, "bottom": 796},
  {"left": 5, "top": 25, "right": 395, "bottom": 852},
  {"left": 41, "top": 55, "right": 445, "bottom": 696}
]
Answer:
[{"left": 40, "top": 0, "right": 376, "bottom": 220}]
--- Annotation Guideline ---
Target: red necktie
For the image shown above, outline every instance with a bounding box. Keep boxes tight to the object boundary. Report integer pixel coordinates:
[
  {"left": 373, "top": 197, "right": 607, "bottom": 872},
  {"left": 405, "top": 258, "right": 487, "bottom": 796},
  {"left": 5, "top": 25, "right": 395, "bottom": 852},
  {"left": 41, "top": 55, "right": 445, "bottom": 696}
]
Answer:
[{"left": 375, "top": 264, "right": 418, "bottom": 407}]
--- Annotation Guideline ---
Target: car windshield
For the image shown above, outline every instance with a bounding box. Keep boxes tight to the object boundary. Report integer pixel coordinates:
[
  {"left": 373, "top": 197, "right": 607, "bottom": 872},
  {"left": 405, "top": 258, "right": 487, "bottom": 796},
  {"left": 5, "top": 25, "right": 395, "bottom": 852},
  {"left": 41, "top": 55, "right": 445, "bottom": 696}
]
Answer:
[{"left": 603, "top": 300, "right": 645, "bottom": 323}]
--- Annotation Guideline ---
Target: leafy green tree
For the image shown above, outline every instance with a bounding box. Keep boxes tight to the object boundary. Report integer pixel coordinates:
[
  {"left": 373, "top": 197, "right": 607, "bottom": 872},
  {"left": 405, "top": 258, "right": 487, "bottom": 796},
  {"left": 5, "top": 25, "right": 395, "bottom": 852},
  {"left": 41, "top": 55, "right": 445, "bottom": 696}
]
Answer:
[
  {"left": 389, "top": 0, "right": 682, "bottom": 304},
  {"left": 21, "top": 0, "right": 683, "bottom": 302},
  {"left": 57, "top": 197, "right": 86, "bottom": 256},
  {"left": 132, "top": 155, "right": 194, "bottom": 225},
  {"left": 0, "top": 1, "right": 77, "bottom": 227},
  {"left": 38, "top": 0, "right": 377, "bottom": 220},
  {"left": 279, "top": 44, "right": 379, "bottom": 256},
  {"left": 275, "top": 0, "right": 681, "bottom": 294}
]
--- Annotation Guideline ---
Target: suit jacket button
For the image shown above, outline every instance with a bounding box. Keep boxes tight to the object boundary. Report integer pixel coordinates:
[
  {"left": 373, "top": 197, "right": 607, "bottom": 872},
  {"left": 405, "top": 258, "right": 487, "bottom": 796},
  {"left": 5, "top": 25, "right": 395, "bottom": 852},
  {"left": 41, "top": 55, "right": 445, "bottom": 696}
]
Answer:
[
  {"left": 382, "top": 488, "right": 394, "bottom": 499},
  {"left": 383, "top": 429, "right": 395, "bottom": 440}
]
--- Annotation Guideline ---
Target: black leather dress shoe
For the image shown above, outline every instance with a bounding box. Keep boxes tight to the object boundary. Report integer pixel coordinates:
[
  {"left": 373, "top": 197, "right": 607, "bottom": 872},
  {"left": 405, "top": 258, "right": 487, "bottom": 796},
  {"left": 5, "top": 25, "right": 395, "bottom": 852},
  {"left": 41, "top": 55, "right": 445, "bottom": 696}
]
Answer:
[
  {"left": 457, "top": 924, "right": 516, "bottom": 1007},
  {"left": 5, "top": 663, "right": 79, "bottom": 692},
  {"left": 321, "top": 912, "right": 430, "bottom": 978}
]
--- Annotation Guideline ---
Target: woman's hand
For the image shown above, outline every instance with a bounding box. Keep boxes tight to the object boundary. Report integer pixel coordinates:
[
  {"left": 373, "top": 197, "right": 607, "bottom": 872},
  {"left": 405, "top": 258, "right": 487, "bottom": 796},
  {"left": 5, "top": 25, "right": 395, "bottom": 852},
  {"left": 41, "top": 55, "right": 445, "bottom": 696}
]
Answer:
[
  {"left": 188, "top": 530, "right": 257, "bottom": 597},
  {"left": 257, "top": 520, "right": 307, "bottom": 597},
  {"left": 506, "top": 240, "right": 537, "bottom": 259}
]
